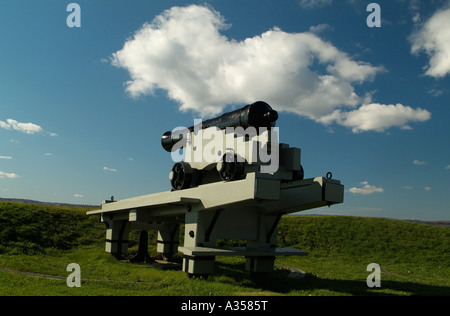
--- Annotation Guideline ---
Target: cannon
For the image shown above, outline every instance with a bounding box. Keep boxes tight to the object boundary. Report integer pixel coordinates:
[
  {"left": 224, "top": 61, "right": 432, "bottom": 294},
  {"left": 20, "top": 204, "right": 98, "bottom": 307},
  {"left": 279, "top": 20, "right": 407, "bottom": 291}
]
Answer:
[
  {"left": 87, "top": 102, "right": 344, "bottom": 278},
  {"left": 161, "top": 101, "right": 303, "bottom": 191},
  {"left": 161, "top": 101, "right": 278, "bottom": 152}
]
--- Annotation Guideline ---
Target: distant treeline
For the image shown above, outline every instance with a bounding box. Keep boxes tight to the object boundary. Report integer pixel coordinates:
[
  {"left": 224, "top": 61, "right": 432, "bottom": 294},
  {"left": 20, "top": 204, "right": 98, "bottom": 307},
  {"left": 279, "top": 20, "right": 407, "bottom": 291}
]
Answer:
[{"left": 0, "top": 197, "right": 99, "bottom": 209}]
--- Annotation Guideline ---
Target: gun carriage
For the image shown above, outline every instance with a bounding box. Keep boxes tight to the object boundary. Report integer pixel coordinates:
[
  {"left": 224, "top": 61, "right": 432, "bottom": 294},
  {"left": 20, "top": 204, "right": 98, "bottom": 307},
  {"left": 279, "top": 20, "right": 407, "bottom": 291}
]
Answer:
[{"left": 87, "top": 101, "right": 344, "bottom": 278}]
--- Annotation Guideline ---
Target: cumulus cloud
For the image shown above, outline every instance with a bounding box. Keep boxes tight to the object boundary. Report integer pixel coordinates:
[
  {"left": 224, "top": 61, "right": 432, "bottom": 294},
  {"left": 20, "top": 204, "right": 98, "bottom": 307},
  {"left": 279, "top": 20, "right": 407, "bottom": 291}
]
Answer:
[
  {"left": 330, "top": 103, "right": 431, "bottom": 133},
  {"left": 111, "top": 5, "right": 430, "bottom": 133},
  {"left": 0, "top": 118, "right": 56, "bottom": 136},
  {"left": 348, "top": 181, "right": 384, "bottom": 195},
  {"left": 413, "top": 160, "right": 427, "bottom": 165},
  {"left": 0, "top": 156, "right": 12, "bottom": 159},
  {"left": 0, "top": 119, "right": 43, "bottom": 134},
  {"left": 410, "top": 6, "right": 450, "bottom": 78},
  {"left": 74, "top": 194, "right": 84, "bottom": 198},
  {"left": 0, "top": 171, "right": 20, "bottom": 179}
]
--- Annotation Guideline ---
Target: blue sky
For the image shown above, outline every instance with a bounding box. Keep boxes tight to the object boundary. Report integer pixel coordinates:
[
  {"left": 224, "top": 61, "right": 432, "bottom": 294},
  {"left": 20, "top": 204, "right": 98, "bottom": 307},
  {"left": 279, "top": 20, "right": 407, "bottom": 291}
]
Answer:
[{"left": 0, "top": 0, "right": 449, "bottom": 220}]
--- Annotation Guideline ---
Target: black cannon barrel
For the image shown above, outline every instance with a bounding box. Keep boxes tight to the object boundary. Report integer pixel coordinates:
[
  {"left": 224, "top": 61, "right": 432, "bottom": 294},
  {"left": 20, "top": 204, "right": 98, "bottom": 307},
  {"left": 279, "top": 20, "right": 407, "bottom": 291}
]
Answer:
[
  {"left": 197, "top": 101, "right": 278, "bottom": 131},
  {"left": 161, "top": 101, "right": 278, "bottom": 152}
]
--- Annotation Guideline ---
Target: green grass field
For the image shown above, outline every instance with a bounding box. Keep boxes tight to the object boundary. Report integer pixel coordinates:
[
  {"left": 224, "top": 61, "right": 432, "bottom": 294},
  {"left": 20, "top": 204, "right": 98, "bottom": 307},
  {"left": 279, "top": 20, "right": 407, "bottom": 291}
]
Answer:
[{"left": 0, "top": 201, "right": 449, "bottom": 296}]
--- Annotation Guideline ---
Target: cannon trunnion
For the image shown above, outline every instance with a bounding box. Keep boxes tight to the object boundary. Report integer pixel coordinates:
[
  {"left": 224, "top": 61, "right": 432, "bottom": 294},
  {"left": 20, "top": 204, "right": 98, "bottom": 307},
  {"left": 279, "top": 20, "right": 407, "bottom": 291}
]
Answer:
[{"left": 87, "top": 102, "right": 344, "bottom": 278}]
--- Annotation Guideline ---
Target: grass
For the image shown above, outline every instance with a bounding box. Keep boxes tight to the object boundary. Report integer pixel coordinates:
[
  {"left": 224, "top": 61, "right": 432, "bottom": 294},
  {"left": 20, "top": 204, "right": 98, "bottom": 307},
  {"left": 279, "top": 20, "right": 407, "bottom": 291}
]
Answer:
[{"left": 0, "top": 202, "right": 449, "bottom": 296}]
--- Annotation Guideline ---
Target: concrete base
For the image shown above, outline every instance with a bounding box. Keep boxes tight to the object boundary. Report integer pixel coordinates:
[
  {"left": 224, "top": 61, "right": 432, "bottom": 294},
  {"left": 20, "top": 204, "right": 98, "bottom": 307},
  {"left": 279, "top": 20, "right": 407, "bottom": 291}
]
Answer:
[
  {"left": 179, "top": 246, "right": 307, "bottom": 275},
  {"left": 87, "top": 174, "right": 342, "bottom": 278}
]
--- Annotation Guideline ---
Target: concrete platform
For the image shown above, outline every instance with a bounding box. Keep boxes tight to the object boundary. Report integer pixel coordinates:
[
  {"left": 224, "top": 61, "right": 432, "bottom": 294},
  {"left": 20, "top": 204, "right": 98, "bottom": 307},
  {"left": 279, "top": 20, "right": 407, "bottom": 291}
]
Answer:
[{"left": 179, "top": 246, "right": 307, "bottom": 257}]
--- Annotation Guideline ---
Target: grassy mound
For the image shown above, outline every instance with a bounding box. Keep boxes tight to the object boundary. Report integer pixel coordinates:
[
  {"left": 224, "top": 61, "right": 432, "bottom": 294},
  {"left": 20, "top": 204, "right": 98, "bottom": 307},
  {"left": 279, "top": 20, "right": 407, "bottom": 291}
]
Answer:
[
  {"left": 0, "top": 202, "right": 449, "bottom": 295},
  {"left": 278, "top": 215, "right": 449, "bottom": 265},
  {"left": 0, "top": 202, "right": 104, "bottom": 255}
]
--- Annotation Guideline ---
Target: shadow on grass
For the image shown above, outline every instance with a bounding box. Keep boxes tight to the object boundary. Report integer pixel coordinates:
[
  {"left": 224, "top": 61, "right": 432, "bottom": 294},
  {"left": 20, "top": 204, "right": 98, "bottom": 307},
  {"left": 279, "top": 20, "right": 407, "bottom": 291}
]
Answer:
[
  {"left": 125, "top": 253, "right": 450, "bottom": 296},
  {"left": 213, "top": 261, "right": 450, "bottom": 296}
]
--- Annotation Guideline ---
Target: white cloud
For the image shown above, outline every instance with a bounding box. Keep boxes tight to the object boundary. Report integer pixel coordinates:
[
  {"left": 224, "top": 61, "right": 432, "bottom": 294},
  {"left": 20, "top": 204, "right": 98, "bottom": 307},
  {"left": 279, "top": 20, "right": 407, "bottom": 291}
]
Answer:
[
  {"left": 0, "top": 121, "right": 10, "bottom": 130},
  {"left": 413, "top": 160, "right": 428, "bottom": 165},
  {"left": 0, "top": 171, "right": 20, "bottom": 179},
  {"left": 424, "top": 186, "right": 432, "bottom": 191},
  {"left": 74, "top": 194, "right": 84, "bottom": 198},
  {"left": 0, "top": 119, "right": 43, "bottom": 134},
  {"left": 0, "top": 156, "right": 12, "bottom": 159},
  {"left": 427, "top": 88, "right": 444, "bottom": 97},
  {"left": 309, "top": 23, "right": 333, "bottom": 34},
  {"left": 348, "top": 181, "right": 384, "bottom": 195},
  {"left": 111, "top": 5, "right": 430, "bottom": 133},
  {"left": 403, "top": 186, "right": 414, "bottom": 190},
  {"left": 103, "top": 166, "right": 117, "bottom": 172},
  {"left": 408, "top": 0, "right": 422, "bottom": 23},
  {"left": 445, "top": 165, "right": 450, "bottom": 170},
  {"left": 300, "top": 0, "right": 332, "bottom": 9},
  {"left": 410, "top": 7, "right": 450, "bottom": 78},
  {"left": 0, "top": 118, "right": 57, "bottom": 136},
  {"left": 326, "top": 103, "right": 431, "bottom": 133}
]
